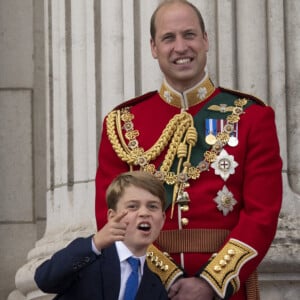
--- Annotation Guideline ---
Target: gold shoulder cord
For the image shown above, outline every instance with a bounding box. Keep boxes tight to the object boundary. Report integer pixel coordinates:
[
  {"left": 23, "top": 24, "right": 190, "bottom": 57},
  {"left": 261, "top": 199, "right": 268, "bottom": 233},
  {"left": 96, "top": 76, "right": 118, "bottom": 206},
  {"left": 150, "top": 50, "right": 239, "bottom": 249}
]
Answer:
[{"left": 106, "top": 98, "right": 247, "bottom": 218}]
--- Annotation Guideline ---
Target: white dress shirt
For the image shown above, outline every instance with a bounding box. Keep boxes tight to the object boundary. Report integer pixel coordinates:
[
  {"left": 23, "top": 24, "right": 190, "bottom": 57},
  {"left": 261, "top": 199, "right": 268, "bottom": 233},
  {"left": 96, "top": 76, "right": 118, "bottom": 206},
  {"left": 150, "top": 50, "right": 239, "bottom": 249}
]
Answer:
[
  {"left": 91, "top": 239, "right": 146, "bottom": 300},
  {"left": 115, "top": 241, "right": 146, "bottom": 300}
]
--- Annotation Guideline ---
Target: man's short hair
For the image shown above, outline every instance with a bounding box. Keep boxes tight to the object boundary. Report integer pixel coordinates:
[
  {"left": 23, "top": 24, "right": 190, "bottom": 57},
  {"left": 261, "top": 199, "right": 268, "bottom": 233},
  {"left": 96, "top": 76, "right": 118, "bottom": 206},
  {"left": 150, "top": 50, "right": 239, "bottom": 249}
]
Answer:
[{"left": 150, "top": 0, "right": 206, "bottom": 40}]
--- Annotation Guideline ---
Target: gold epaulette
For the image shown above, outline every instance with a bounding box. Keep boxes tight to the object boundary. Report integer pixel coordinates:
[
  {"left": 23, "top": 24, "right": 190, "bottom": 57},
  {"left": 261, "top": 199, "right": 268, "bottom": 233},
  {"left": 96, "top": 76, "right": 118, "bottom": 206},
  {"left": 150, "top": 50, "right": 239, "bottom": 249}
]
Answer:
[
  {"left": 200, "top": 238, "right": 257, "bottom": 299},
  {"left": 112, "top": 91, "right": 157, "bottom": 111},
  {"left": 220, "top": 86, "right": 267, "bottom": 107},
  {"left": 146, "top": 244, "right": 183, "bottom": 291}
]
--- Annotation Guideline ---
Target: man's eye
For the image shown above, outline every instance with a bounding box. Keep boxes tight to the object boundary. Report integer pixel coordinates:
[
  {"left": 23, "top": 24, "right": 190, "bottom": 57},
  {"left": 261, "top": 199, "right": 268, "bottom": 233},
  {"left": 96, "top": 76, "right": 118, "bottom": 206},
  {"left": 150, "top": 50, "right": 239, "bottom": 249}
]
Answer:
[
  {"left": 185, "top": 32, "right": 195, "bottom": 39},
  {"left": 162, "top": 35, "right": 174, "bottom": 42}
]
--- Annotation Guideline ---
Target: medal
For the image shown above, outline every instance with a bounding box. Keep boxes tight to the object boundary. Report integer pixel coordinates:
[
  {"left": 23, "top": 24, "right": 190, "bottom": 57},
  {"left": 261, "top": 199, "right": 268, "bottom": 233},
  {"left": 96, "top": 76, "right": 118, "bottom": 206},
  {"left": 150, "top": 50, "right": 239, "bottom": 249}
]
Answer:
[
  {"left": 228, "top": 136, "right": 238, "bottom": 147},
  {"left": 205, "top": 119, "right": 217, "bottom": 145},
  {"left": 211, "top": 149, "right": 238, "bottom": 181},
  {"left": 214, "top": 185, "right": 237, "bottom": 216},
  {"left": 228, "top": 123, "right": 239, "bottom": 147},
  {"left": 205, "top": 133, "right": 217, "bottom": 145}
]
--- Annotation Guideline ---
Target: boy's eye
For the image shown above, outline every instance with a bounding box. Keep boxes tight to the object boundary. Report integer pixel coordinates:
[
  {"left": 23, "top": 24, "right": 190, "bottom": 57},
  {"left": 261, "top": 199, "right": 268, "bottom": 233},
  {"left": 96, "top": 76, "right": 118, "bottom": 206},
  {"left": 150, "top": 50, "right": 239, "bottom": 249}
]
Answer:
[
  {"left": 148, "top": 203, "right": 160, "bottom": 210},
  {"left": 127, "top": 203, "right": 138, "bottom": 210}
]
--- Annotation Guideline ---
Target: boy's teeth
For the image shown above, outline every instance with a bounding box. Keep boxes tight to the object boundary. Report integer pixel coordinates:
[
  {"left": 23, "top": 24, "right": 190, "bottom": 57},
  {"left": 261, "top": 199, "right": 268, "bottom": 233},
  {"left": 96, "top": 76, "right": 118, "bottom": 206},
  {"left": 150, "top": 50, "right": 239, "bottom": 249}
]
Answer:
[
  {"left": 140, "top": 223, "right": 150, "bottom": 228},
  {"left": 138, "top": 223, "right": 151, "bottom": 231}
]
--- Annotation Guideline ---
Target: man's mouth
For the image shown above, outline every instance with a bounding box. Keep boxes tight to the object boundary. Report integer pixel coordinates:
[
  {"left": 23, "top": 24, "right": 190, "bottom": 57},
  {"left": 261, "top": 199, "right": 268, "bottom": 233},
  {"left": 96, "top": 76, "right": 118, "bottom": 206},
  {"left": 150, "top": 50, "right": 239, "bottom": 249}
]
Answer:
[
  {"left": 174, "top": 57, "right": 192, "bottom": 65},
  {"left": 137, "top": 222, "right": 151, "bottom": 232}
]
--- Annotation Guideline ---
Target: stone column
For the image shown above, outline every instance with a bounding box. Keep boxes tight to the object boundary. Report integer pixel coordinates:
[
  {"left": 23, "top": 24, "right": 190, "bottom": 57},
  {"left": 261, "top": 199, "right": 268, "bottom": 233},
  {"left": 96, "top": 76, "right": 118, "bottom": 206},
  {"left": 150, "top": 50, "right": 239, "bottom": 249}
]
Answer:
[
  {"left": 9, "top": 1, "right": 97, "bottom": 299},
  {"left": 7, "top": 0, "right": 300, "bottom": 299},
  {"left": 258, "top": 0, "right": 300, "bottom": 298}
]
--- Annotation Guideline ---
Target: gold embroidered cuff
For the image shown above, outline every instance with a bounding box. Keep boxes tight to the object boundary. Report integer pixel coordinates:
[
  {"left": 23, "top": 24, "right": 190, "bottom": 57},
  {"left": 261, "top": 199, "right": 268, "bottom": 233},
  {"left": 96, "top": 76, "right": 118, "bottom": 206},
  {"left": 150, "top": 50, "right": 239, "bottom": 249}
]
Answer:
[
  {"left": 200, "top": 238, "right": 257, "bottom": 299},
  {"left": 146, "top": 244, "right": 183, "bottom": 291}
]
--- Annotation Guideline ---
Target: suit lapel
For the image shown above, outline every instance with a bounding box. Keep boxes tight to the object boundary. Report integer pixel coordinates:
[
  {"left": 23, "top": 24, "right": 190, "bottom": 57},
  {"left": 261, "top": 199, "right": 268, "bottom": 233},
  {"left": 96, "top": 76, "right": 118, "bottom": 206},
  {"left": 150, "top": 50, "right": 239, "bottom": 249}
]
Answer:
[
  {"left": 100, "top": 244, "right": 121, "bottom": 300},
  {"left": 136, "top": 263, "right": 165, "bottom": 300}
]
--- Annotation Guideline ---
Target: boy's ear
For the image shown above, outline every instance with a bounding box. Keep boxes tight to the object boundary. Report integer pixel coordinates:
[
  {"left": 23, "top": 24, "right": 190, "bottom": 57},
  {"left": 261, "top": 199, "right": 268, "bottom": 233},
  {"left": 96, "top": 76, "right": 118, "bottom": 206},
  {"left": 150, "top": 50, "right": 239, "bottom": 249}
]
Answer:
[
  {"left": 107, "top": 209, "right": 116, "bottom": 220},
  {"left": 161, "top": 212, "right": 166, "bottom": 229}
]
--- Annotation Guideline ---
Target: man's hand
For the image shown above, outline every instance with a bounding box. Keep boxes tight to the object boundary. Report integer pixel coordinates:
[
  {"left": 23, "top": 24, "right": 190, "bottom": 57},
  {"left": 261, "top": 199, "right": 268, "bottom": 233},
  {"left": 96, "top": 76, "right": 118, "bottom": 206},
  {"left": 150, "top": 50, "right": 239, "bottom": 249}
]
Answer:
[
  {"left": 168, "top": 277, "right": 215, "bottom": 300},
  {"left": 93, "top": 210, "right": 128, "bottom": 251}
]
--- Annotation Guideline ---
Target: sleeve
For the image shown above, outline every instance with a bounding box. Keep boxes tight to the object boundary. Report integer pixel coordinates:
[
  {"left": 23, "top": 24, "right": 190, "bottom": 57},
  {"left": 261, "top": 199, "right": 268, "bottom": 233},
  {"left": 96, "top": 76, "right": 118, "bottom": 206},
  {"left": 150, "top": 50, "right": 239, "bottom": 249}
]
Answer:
[
  {"left": 198, "top": 105, "right": 283, "bottom": 299},
  {"left": 146, "top": 244, "right": 184, "bottom": 291},
  {"left": 34, "top": 236, "right": 97, "bottom": 294},
  {"left": 95, "top": 116, "right": 129, "bottom": 230}
]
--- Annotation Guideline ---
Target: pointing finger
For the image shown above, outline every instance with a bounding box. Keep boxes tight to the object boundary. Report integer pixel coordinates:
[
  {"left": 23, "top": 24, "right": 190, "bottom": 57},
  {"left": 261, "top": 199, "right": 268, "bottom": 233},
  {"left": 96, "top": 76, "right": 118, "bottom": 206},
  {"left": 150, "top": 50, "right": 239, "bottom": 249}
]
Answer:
[{"left": 113, "top": 210, "right": 128, "bottom": 223}]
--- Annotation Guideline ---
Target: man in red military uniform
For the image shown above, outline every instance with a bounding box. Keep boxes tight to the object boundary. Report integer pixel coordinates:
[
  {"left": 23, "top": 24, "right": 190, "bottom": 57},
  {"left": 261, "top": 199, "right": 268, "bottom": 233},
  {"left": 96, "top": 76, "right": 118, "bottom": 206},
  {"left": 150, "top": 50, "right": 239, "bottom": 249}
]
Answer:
[{"left": 95, "top": 1, "right": 282, "bottom": 299}]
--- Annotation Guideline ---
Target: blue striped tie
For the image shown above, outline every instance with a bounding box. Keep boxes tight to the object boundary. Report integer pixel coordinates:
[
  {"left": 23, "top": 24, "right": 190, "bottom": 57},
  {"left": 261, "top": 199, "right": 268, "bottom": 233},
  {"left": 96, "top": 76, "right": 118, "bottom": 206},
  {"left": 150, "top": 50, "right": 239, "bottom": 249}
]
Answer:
[{"left": 124, "top": 257, "right": 140, "bottom": 300}]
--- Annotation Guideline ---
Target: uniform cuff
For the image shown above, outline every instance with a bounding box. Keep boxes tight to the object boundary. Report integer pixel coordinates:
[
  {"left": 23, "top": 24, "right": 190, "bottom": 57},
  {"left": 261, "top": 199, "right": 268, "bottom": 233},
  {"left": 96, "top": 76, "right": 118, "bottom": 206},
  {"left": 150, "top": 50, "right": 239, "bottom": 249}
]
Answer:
[
  {"left": 146, "top": 244, "right": 184, "bottom": 291},
  {"left": 199, "top": 238, "right": 257, "bottom": 299}
]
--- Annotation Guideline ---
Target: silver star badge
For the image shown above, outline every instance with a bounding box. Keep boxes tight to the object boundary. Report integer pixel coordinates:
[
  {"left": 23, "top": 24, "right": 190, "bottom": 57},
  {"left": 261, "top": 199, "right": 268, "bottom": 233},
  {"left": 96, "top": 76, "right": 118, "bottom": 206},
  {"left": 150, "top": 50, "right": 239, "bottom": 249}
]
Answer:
[
  {"left": 214, "top": 185, "right": 237, "bottom": 216},
  {"left": 211, "top": 149, "right": 238, "bottom": 181},
  {"left": 197, "top": 87, "right": 207, "bottom": 100},
  {"left": 164, "top": 90, "right": 173, "bottom": 103}
]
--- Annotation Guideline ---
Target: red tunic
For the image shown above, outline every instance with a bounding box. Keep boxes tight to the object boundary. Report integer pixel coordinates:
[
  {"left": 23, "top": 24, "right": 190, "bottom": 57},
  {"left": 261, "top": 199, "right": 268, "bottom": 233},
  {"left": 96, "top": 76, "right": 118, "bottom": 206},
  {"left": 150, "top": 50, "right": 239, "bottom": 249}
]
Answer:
[{"left": 95, "top": 86, "right": 282, "bottom": 299}]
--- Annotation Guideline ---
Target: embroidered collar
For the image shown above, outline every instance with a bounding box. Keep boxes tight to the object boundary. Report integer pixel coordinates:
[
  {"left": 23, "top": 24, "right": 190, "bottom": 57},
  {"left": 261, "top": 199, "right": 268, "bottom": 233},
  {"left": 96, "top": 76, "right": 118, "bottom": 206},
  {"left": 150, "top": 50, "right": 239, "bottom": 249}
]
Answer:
[{"left": 159, "top": 75, "right": 216, "bottom": 110}]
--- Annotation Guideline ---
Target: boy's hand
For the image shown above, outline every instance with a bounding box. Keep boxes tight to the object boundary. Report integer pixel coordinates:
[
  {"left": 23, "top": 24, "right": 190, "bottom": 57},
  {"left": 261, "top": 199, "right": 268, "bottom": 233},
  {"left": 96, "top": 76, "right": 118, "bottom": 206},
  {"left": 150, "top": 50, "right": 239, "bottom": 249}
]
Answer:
[{"left": 93, "top": 210, "right": 128, "bottom": 251}]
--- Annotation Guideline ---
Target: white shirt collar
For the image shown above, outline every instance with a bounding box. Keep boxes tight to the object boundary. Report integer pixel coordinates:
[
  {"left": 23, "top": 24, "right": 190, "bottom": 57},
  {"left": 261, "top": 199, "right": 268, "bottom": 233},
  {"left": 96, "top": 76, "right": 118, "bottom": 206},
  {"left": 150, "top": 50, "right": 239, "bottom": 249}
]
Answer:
[{"left": 115, "top": 241, "right": 146, "bottom": 275}]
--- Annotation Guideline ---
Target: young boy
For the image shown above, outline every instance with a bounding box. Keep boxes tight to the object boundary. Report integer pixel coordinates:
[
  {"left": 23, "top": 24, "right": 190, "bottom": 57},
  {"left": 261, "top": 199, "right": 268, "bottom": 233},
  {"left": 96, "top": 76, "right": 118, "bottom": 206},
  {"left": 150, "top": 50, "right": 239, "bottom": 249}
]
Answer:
[{"left": 34, "top": 171, "right": 168, "bottom": 300}]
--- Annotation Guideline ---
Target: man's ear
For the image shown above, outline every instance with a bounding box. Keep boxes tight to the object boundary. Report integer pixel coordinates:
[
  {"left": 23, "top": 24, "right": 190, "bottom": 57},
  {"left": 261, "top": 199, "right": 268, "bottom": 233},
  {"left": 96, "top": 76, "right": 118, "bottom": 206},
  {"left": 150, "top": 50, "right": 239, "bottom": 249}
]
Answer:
[
  {"left": 203, "top": 31, "right": 209, "bottom": 52},
  {"left": 150, "top": 38, "right": 158, "bottom": 59}
]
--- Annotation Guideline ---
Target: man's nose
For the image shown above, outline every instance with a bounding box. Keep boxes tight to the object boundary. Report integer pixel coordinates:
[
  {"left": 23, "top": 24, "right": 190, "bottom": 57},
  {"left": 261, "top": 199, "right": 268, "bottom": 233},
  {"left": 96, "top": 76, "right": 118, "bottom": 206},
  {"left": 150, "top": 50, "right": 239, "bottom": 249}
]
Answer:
[{"left": 174, "top": 37, "right": 188, "bottom": 52}]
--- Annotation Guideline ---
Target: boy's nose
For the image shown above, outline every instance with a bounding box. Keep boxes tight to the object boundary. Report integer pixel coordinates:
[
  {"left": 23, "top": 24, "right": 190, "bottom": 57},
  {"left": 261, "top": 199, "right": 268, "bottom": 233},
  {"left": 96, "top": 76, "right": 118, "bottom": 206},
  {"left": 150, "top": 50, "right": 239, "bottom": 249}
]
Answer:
[{"left": 138, "top": 206, "right": 150, "bottom": 216}]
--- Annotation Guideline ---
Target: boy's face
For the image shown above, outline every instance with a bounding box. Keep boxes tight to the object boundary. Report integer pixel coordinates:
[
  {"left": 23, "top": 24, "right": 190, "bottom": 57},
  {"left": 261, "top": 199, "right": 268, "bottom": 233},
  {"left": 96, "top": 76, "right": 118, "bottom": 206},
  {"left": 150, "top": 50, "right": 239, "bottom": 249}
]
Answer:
[{"left": 108, "top": 185, "right": 165, "bottom": 256}]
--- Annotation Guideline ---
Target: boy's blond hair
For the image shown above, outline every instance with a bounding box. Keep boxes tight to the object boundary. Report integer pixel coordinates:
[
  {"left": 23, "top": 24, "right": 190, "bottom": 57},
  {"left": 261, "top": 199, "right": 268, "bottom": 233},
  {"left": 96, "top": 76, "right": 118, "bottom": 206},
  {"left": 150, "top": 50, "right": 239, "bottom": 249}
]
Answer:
[{"left": 106, "top": 171, "right": 166, "bottom": 210}]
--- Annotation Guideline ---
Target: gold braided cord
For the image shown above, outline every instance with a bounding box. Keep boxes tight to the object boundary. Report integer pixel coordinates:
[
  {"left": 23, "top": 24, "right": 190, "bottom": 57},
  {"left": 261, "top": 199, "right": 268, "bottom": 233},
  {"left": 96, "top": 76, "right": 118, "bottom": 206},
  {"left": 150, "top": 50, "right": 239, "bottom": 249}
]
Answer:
[
  {"left": 144, "top": 112, "right": 193, "bottom": 164},
  {"left": 115, "top": 109, "right": 132, "bottom": 154},
  {"left": 107, "top": 108, "right": 194, "bottom": 168},
  {"left": 107, "top": 110, "right": 134, "bottom": 163},
  {"left": 160, "top": 114, "right": 193, "bottom": 173},
  {"left": 106, "top": 98, "right": 248, "bottom": 195}
]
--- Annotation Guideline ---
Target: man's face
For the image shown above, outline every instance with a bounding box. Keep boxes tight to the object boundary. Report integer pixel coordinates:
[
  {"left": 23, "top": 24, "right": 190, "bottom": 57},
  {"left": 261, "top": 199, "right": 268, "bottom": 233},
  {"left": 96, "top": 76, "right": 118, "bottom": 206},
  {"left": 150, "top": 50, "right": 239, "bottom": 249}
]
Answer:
[
  {"left": 108, "top": 185, "right": 165, "bottom": 256},
  {"left": 151, "top": 2, "right": 209, "bottom": 92}
]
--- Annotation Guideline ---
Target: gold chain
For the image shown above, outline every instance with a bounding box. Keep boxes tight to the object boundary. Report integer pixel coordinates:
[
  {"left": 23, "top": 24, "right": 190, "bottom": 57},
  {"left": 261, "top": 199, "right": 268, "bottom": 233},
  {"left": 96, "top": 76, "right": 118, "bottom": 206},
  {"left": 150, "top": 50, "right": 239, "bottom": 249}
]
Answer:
[{"left": 106, "top": 98, "right": 247, "bottom": 216}]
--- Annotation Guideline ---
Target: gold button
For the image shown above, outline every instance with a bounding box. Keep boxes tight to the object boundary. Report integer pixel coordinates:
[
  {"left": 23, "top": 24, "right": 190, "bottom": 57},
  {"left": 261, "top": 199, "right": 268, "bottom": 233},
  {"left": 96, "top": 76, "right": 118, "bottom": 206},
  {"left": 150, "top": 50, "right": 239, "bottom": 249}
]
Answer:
[
  {"left": 147, "top": 251, "right": 153, "bottom": 257},
  {"left": 214, "top": 265, "right": 222, "bottom": 272},
  {"left": 219, "top": 260, "right": 227, "bottom": 267},
  {"left": 224, "top": 254, "right": 231, "bottom": 262},
  {"left": 162, "top": 265, "right": 169, "bottom": 271},
  {"left": 181, "top": 205, "right": 189, "bottom": 212},
  {"left": 156, "top": 260, "right": 162, "bottom": 267},
  {"left": 151, "top": 256, "right": 158, "bottom": 262},
  {"left": 228, "top": 249, "right": 235, "bottom": 256},
  {"left": 181, "top": 218, "right": 189, "bottom": 226}
]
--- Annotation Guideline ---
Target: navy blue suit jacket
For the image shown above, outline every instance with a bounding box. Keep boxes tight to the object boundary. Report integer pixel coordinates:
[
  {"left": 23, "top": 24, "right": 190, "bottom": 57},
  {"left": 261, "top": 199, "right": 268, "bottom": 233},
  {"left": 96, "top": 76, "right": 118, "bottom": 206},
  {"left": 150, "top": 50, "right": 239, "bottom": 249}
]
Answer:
[{"left": 34, "top": 236, "right": 168, "bottom": 300}]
